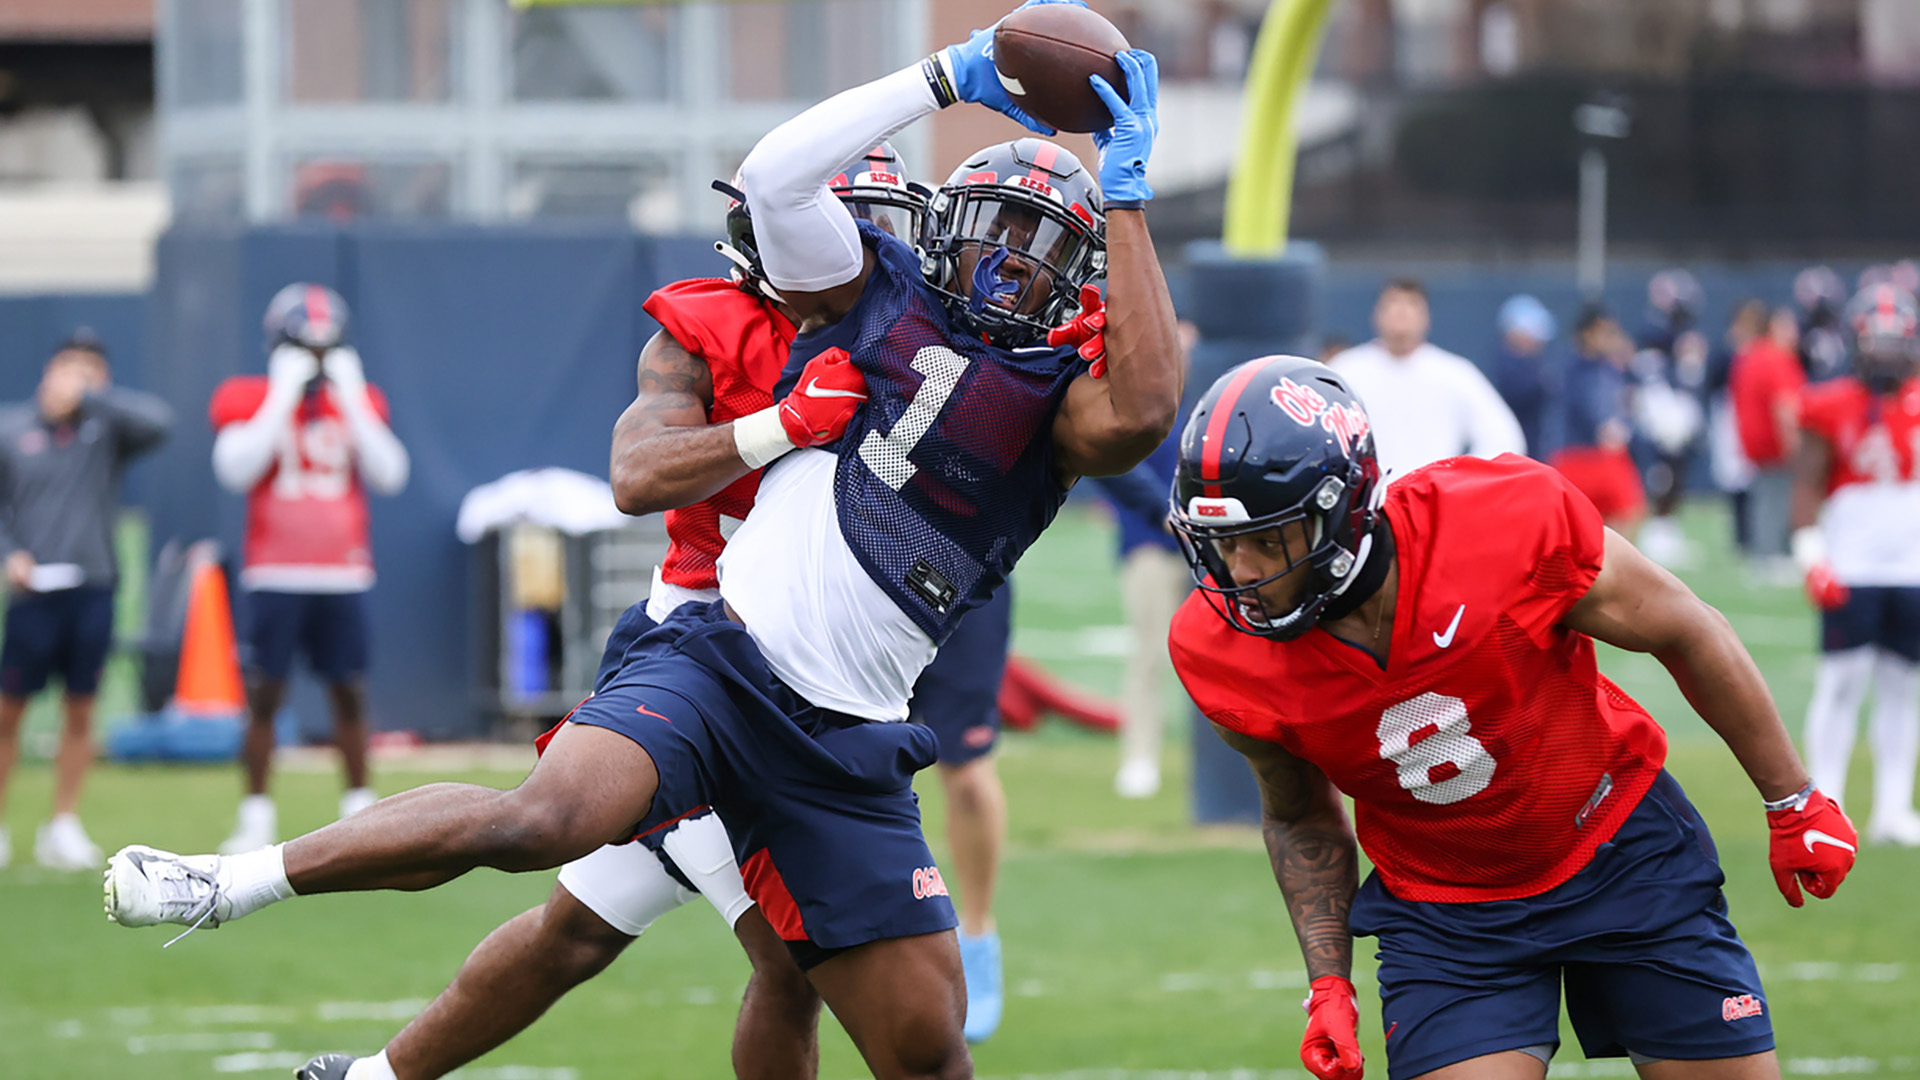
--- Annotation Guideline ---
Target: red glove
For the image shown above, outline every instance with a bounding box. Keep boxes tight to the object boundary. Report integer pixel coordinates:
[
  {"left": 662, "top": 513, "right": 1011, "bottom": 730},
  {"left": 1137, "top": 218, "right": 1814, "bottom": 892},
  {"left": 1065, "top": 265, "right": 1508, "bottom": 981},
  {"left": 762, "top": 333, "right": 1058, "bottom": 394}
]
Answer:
[
  {"left": 1804, "top": 564, "right": 1850, "bottom": 611},
  {"left": 1300, "top": 975, "right": 1365, "bottom": 1080},
  {"left": 1048, "top": 284, "right": 1108, "bottom": 378},
  {"left": 778, "top": 347, "right": 868, "bottom": 447},
  {"left": 1767, "top": 787, "right": 1858, "bottom": 908}
]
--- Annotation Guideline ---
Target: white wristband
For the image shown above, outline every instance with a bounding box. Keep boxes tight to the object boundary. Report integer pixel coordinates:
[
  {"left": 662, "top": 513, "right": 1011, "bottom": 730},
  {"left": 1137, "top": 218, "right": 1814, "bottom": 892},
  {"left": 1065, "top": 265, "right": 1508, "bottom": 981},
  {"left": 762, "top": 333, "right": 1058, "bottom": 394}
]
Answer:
[
  {"left": 732, "top": 406, "right": 795, "bottom": 470},
  {"left": 1791, "top": 526, "right": 1827, "bottom": 574}
]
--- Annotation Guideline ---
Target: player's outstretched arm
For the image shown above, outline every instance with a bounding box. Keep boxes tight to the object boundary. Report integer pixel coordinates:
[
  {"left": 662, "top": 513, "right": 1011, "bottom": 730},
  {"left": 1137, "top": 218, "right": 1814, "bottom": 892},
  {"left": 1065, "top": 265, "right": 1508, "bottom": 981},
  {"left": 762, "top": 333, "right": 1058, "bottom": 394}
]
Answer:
[
  {"left": 1562, "top": 528, "right": 1858, "bottom": 906},
  {"left": 1213, "top": 723, "right": 1364, "bottom": 1080},
  {"left": 1053, "top": 50, "right": 1181, "bottom": 481}
]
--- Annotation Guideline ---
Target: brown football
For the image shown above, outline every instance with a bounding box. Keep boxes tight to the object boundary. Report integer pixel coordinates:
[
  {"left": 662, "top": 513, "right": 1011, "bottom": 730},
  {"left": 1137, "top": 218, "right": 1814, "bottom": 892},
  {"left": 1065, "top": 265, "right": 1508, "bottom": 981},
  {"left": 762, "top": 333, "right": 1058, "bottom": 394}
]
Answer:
[{"left": 992, "top": 4, "right": 1130, "bottom": 134}]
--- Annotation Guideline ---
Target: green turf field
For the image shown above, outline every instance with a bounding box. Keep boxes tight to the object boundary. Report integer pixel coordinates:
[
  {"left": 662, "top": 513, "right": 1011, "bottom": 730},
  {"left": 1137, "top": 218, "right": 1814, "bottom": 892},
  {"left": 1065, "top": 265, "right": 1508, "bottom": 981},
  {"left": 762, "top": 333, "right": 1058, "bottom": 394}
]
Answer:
[{"left": 2, "top": 503, "right": 1916, "bottom": 1079}]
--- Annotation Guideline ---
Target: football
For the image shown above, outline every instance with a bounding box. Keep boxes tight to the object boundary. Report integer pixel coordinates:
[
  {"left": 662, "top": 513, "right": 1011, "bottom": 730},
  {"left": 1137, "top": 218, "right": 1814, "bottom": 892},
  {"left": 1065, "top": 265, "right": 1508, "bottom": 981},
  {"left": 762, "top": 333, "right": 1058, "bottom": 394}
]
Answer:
[{"left": 992, "top": 4, "right": 1130, "bottom": 134}]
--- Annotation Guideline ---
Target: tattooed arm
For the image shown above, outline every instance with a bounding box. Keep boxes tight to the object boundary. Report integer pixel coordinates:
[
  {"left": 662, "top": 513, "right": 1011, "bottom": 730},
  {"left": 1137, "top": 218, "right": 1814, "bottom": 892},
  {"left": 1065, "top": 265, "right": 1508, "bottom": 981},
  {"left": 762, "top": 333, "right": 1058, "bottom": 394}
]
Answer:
[
  {"left": 1213, "top": 724, "right": 1359, "bottom": 981},
  {"left": 608, "top": 329, "right": 749, "bottom": 516}
]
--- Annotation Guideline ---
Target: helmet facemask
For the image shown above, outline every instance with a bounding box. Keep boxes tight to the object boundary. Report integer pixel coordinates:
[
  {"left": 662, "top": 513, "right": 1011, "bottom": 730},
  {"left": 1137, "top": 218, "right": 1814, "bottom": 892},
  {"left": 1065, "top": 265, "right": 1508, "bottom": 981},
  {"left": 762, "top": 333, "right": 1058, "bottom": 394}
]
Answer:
[
  {"left": 926, "top": 183, "right": 1104, "bottom": 347},
  {"left": 1173, "top": 473, "right": 1373, "bottom": 641}
]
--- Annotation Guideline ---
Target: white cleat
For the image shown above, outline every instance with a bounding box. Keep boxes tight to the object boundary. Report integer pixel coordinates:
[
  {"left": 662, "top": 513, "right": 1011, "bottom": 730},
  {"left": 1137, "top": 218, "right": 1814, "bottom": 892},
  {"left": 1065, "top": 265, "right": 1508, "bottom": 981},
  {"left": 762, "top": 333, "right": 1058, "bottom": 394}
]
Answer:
[
  {"left": 36, "top": 814, "right": 103, "bottom": 871},
  {"left": 339, "top": 787, "right": 377, "bottom": 820},
  {"left": 1115, "top": 757, "right": 1162, "bottom": 800},
  {"left": 219, "top": 796, "right": 277, "bottom": 856},
  {"left": 0, "top": 825, "right": 12, "bottom": 870},
  {"left": 104, "top": 845, "right": 229, "bottom": 943},
  {"left": 1866, "top": 811, "right": 1920, "bottom": 847}
]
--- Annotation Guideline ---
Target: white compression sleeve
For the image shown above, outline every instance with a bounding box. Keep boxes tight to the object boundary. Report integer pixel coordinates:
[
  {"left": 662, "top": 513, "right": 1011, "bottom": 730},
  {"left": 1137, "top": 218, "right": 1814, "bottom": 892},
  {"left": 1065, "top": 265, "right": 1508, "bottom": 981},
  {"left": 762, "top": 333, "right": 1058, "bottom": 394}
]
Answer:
[
  {"left": 210, "top": 388, "right": 302, "bottom": 493},
  {"left": 659, "top": 812, "right": 755, "bottom": 929},
  {"left": 739, "top": 63, "right": 942, "bottom": 294},
  {"left": 336, "top": 392, "right": 411, "bottom": 495}
]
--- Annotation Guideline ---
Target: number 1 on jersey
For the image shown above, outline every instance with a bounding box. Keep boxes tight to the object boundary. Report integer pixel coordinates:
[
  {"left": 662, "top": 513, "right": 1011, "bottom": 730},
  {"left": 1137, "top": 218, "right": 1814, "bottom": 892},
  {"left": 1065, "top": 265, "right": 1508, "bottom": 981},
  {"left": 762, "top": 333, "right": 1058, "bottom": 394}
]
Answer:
[{"left": 858, "top": 345, "right": 970, "bottom": 491}]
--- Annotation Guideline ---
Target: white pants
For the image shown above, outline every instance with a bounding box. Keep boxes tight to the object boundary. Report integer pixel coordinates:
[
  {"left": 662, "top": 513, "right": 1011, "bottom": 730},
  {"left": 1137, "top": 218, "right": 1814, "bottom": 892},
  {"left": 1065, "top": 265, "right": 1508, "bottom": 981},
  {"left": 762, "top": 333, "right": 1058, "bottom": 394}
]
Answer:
[
  {"left": 556, "top": 811, "right": 754, "bottom": 936},
  {"left": 1804, "top": 646, "right": 1920, "bottom": 825},
  {"left": 1119, "top": 545, "right": 1189, "bottom": 770}
]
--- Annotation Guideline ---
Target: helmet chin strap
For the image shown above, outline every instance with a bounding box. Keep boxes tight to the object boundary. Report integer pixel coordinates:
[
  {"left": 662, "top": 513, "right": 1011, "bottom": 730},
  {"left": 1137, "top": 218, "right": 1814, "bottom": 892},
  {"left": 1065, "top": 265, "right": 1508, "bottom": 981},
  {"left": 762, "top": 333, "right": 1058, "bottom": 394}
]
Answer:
[
  {"left": 714, "top": 241, "right": 785, "bottom": 304},
  {"left": 1319, "top": 518, "right": 1395, "bottom": 624}
]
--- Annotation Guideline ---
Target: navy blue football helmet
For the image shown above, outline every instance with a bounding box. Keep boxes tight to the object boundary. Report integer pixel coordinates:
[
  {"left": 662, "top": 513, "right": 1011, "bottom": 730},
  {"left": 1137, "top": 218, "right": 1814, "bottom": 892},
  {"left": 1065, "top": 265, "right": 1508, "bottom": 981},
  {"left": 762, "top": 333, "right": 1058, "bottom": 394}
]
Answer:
[
  {"left": 1171, "top": 356, "right": 1384, "bottom": 640},
  {"left": 1848, "top": 283, "right": 1920, "bottom": 392},
  {"left": 264, "top": 283, "right": 348, "bottom": 351},
  {"left": 922, "top": 138, "right": 1106, "bottom": 347}
]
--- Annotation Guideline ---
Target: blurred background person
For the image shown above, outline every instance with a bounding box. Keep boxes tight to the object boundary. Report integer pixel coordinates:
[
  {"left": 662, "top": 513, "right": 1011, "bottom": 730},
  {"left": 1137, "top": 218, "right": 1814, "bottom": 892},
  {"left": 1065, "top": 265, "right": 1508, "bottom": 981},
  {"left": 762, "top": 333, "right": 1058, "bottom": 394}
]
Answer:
[
  {"left": 1791, "top": 283, "right": 1920, "bottom": 846},
  {"left": 1631, "top": 269, "right": 1708, "bottom": 566},
  {"left": 209, "top": 284, "right": 409, "bottom": 854},
  {"left": 1329, "top": 277, "right": 1526, "bottom": 479},
  {"left": 1796, "top": 265, "right": 1852, "bottom": 384},
  {"left": 1550, "top": 305, "right": 1645, "bottom": 535},
  {"left": 1487, "top": 293, "right": 1556, "bottom": 459},
  {"left": 1706, "top": 300, "right": 1770, "bottom": 555},
  {"left": 0, "top": 332, "right": 172, "bottom": 870},
  {"left": 1092, "top": 321, "right": 1196, "bottom": 801},
  {"left": 1731, "top": 305, "right": 1808, "bottom": 573}
]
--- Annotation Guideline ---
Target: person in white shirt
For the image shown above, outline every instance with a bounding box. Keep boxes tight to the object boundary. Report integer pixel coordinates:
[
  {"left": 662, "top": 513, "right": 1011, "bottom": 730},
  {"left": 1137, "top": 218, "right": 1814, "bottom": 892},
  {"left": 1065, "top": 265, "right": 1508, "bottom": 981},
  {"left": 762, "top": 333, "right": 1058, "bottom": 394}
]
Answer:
[{"left": 1329, "top": 278, "right": 1527, "bottom": 480}]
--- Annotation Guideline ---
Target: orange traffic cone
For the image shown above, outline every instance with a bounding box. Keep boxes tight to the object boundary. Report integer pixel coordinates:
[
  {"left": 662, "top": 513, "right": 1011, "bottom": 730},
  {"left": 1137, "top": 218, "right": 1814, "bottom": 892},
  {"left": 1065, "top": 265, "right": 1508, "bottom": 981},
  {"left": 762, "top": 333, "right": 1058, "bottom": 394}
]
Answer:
[{"left": 174, "top": 561, "right": 245, "bottom": 716}]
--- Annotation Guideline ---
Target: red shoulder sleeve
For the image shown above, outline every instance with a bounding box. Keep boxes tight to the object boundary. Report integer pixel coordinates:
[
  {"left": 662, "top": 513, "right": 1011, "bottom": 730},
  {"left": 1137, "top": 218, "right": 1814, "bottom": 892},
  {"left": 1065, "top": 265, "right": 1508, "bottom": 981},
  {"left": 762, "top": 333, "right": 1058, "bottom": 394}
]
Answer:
[
  {"left": 208, "top": 377, "right": 269, "bottom": 429},
  {"left": 643, "top": 278, "right": 791, "bottom": 370},
  {"left": 1404, "top": 455, "right": 1604, "bottom": 642},
  {"left": 1797, "top": 380, "right": 1855, "bottom": 444}
]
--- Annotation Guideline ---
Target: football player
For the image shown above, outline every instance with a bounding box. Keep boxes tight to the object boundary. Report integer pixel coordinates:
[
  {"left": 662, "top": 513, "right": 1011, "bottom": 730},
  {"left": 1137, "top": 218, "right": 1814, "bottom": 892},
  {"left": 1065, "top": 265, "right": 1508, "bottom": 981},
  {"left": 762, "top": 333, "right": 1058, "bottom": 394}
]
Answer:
[
  {"left": 1791, "top": 283, "right": 1920, "bottom": 847},
  {"left": 106, "top": 3, "right": 1181, "bottom": 1076},
  {"left": 209, "top": 285, "right": 410, "bottom": 853},
  {"left": 1169, "top": 356, "right": 1854, "bottom": 1080}
]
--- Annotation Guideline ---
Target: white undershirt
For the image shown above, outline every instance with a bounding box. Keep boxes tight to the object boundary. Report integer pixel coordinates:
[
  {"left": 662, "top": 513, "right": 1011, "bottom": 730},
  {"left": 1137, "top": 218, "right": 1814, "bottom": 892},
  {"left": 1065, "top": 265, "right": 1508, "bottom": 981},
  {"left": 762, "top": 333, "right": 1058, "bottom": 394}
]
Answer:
[
  {"left": 717, "top": 449, "right": 936, "bottom": 722},
  {"left": 1823, "top": 482, "right": 1920, "bottom": 585},
  {"left": 1329, "top": 340, "right": 1527, "bottom": 482}
]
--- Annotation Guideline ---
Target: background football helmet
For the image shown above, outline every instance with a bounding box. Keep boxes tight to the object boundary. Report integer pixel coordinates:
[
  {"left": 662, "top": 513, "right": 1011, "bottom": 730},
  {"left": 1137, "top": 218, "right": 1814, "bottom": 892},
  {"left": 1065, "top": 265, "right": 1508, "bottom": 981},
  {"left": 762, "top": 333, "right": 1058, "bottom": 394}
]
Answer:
[
  {"left": 263, "top": 283, "right": 349, "bottom": 351},
  {"left": 714, "top": 140, "right": 931, "bottom": 304},
  {"left": 1847, "top": 282, "right": 1920, "bottom": 392},
  {"left": 1171, "top": 356, "right": 1383, "bottom": 641},
  {"left": 922, "top": 138, "right": 1106, "bottom": 347}
]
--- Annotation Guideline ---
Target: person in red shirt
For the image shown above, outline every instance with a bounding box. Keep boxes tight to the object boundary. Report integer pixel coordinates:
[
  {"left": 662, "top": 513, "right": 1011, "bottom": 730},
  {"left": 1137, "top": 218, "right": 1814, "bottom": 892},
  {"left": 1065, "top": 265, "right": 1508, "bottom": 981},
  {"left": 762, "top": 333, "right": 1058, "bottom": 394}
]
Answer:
[
  {"left": 1790, "top": 284, "right": 1920, "bottom": 846},
  {"left": 1168, "top": 356, "right": 1855, "bottom": 1080},
  {"left": 1730, "top": 308, "right": 1808, "bottom": 562},
  {"left": 209, "top": 284, "right": 410, "bottom": 854}
]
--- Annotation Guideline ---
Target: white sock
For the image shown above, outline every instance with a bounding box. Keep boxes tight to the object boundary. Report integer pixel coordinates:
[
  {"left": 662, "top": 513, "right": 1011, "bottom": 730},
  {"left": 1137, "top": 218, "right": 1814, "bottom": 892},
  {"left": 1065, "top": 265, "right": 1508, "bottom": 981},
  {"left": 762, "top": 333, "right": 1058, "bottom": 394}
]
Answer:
[
  {"left": 218, "top": 843, "right": 295, "bottom": 921},
  {"left": 344, "top": 1050, "right": 398, "bottom": 1080},
  {"left": 238, "top": 794, "right": 276, "bottom": 832},
  {"left": 1869, "top": 652, "right": 1920, "bottom": 822},
  {"left": 1806, "top": 648, "right": 1875, "bottom": 805}
]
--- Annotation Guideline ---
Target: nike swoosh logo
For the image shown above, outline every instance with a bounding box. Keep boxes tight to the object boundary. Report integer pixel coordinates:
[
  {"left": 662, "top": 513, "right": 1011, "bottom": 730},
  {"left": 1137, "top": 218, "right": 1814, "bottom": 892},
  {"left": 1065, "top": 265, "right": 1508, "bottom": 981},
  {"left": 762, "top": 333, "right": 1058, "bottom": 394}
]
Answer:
[
  {"left": 1804, "top": 829, "right": 1856, "bottom": 854},
  {"left": 1433, "top": 605, "right": 1465, "bottom": 648},
  {"left": 635, "top": 704, "right": 672, "bottom": 723},
  {"left": 802, "top": 378, "right": 864, "bottom": 400}
]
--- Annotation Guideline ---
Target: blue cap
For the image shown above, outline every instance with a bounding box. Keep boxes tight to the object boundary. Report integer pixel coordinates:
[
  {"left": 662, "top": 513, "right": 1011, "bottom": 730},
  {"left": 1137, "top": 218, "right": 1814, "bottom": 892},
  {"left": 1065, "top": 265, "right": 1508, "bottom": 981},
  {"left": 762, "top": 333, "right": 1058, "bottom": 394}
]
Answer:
[{"left": 1499, "top": 294, "right": 1556, "bottom": 342}]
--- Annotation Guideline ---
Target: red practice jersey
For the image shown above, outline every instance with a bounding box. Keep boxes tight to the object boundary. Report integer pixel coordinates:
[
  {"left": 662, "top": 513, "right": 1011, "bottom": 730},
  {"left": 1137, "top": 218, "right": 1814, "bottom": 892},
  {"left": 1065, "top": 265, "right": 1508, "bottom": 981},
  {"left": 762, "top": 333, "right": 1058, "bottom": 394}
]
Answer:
[
  {"left": 641, "top": 279, "right": 796, "bottom": 594},
  {"left": 1798, "top": 375, "right": 1920, "bottom": 585},
  {"left": 1171, "top": 455, "right": 1668, "bottom": 903},
  {"left": 1799, "top": 376, "right": 1920, "bottom": 494},
  {"left": 208, "top": 379, "right": 391, "bottom": 592}
]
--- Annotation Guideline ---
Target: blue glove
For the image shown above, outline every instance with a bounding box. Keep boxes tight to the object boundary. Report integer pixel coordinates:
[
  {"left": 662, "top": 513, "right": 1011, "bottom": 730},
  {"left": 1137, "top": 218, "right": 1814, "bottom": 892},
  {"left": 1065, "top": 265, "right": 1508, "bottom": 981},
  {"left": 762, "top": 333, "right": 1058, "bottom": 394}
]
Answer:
[
  {"left": 1091, "top": 49, "right": 1159, "bottom": 208},
  {"left": 929, "top": 0, "right": 1089, "bottom": 135}
]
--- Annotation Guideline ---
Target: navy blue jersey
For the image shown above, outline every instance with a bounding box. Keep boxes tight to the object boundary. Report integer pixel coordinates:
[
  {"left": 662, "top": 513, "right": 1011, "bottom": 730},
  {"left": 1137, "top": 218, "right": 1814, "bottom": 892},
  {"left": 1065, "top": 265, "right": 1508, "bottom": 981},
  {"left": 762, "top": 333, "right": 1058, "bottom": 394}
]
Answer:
[{"left": 775, "top": 222, "right": 1086, "bottom": 642}]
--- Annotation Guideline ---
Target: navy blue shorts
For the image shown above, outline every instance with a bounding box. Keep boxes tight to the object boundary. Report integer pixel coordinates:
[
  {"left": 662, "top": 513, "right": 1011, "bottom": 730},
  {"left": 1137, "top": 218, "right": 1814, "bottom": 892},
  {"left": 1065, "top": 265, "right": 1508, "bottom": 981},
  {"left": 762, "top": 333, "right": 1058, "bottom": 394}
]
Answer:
[
  {"left": 0, "top": 585, "right": 115, "bottom": 697},
  {"left": 1351, "top": 771, "right": 1772, "bottom": 1079},
  {"left": 909, "top": 585, "right": 1012, "bottom": 767},
  {"left": 243, "top": 590, "right": 369, "bottom": 684},
  {"left": 567, "top": 600, "right": 955, "bottom": 954},
  {"left": 1821, "top": 585, "right": 1920, "bottom": 662}
]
